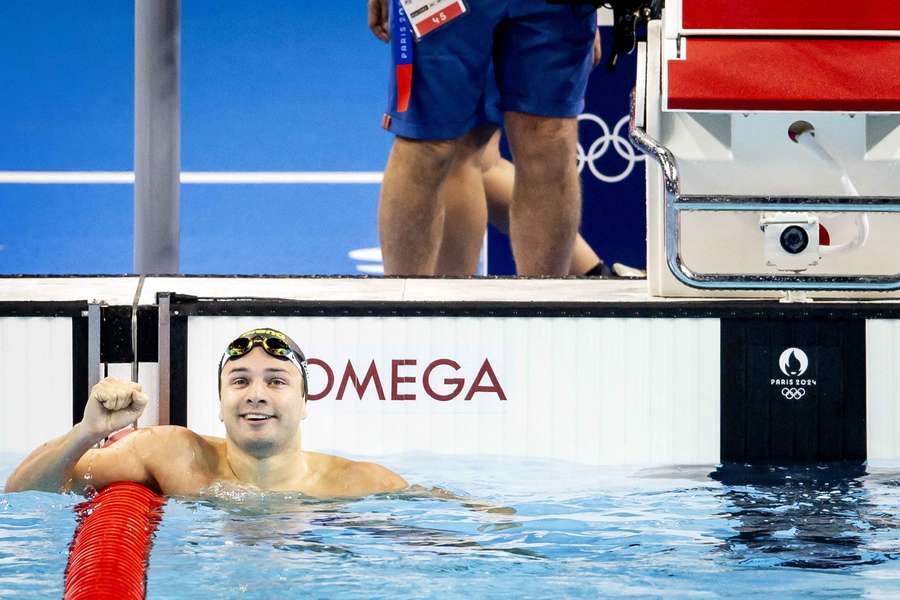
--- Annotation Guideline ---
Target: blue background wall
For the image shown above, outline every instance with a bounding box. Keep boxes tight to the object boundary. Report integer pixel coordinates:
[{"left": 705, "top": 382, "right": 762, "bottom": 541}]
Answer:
[{"left": 0, "top": 2, "right": 645, "bottom": 275}]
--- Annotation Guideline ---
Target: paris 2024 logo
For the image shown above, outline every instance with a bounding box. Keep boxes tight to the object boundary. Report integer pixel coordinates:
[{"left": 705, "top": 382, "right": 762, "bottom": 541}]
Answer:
[{"left": 771, "top": 347, "right": 817, "bottom": 400}]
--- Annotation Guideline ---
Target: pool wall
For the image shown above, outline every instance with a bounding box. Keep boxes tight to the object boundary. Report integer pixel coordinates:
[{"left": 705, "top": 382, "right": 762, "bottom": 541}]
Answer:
[{"left": 2, "top": 276, "right": 900, "bottom": 465}]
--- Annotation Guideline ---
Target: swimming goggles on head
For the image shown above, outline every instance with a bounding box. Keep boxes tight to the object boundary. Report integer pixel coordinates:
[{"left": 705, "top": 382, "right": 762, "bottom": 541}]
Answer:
[{"left": 218, "top": 328, "right": 309, "bottom": 392}]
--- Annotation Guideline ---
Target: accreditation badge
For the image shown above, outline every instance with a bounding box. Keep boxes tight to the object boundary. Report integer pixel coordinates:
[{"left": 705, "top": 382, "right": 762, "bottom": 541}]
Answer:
[{"left": 399, "top": 0, "right": 467, "bottom": 39}]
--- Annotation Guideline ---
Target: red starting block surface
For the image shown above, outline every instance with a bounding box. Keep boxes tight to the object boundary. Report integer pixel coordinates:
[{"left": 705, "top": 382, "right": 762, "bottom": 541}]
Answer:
[
  {"left": 667, "top": 37, "right": 900, "bottom": 112},
  {"left": 681, "top": 0, "right": 900, "bottom": 31}
]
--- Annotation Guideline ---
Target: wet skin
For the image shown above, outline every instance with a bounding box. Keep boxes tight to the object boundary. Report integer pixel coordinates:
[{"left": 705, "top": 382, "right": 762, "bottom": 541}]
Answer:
[{"left": 6, "top": 347, "right": 407, "bottom": 498}]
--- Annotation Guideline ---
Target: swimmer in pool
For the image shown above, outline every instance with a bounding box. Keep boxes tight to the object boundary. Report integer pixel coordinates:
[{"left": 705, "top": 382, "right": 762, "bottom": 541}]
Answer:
[{"left": 4, "top": 328, "right": 408, "bottom": 498}]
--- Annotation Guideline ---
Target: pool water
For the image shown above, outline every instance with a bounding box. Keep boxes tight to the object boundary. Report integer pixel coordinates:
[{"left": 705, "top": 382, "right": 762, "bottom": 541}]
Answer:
[{"left": 3, "top": 454, "right": 900, "bottom": 598}]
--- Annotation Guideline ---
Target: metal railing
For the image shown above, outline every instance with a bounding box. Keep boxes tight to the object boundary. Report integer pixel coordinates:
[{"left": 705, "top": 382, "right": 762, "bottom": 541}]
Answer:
[{"left": 629, "top": 93, "right": 900, "bottom": 291}]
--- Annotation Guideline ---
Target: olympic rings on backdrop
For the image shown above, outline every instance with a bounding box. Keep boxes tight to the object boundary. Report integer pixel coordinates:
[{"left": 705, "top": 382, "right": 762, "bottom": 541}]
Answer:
[
  {"left": 781, "top": 387, "right": 807, "bottom": 400},
  {"left": 576, "top": 114, "right": 645, "bottom": 184}
]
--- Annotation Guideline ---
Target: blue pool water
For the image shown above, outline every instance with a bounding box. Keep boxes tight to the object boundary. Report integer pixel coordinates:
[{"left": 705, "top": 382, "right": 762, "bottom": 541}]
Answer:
[{"left": 3, "top": 454, "right": 900, "bottom": 598}]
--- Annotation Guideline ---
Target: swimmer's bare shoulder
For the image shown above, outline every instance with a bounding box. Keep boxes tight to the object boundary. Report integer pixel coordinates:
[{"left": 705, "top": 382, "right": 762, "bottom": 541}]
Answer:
[
  {"left": 142, "top": 426, "right": 227, "bottom": 495},
  {"left": 299, "top": 451, "right": 408, "bottom": 498},
  {"left": 75, "top": 430, "right": 405, "bottom": 498}
]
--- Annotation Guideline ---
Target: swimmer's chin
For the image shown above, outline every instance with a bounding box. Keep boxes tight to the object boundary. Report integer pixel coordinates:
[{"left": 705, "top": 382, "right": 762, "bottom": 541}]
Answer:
[{"left": 230, "top": 438, "right": 284, "bottom": 457}]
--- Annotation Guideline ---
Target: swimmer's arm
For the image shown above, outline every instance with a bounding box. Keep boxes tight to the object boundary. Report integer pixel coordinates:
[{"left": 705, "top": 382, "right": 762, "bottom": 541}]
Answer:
[
  {"left": 340, "top": 461, "right": 408, "bottom": 497},
  {"left": 6, "top": 377, "right": 153, "bottom": 494},
  {"left": 408, "top": 484, "right": 516, "bottom": 515},
  {"left": 4, "top": 422, "right": 105, "bottom": 493},
  {"left": 69, "top": 430, "right": 156, "bottom": 494},
  {"left": 4, "top": 425, "right": 155, "bottom": 494}
]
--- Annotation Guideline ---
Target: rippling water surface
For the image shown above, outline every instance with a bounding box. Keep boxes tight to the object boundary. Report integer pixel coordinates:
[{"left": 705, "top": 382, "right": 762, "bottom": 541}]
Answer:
[{"left": 3, "top": 454, "right": 900, "bottom": 598}]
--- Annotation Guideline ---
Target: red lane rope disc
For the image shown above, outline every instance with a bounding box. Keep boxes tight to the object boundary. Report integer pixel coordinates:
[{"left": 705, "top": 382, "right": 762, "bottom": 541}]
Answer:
[{"left": 64, "top": 481, "right": 166, "bottom": 600}]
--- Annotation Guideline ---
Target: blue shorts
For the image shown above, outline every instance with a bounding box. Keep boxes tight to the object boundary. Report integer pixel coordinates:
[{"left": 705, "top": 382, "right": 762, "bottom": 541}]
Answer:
[
  {"left": 385, "top": 0, "right": 597, "bottom": 140},
  {"left": 483, "top": 63, "right": 503, "bottom": 127}
]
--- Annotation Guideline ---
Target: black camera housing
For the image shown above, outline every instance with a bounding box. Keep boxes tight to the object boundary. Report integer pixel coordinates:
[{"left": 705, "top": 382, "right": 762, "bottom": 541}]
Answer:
[{"left": 779, "top": 225, "right": 810, "bottom": 255}]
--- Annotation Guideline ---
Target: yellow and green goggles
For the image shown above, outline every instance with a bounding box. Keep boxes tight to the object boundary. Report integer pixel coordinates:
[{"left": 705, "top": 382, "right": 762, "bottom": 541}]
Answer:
[{"left": 218, "top": 328, "right": 309, "bottom": 394}]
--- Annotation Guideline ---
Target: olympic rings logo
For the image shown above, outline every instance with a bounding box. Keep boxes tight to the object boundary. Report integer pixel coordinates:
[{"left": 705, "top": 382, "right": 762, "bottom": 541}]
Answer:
[
  {"left": 781, "top": 387, "right": 807, "bottom": 400},
  {"left": 576, "top": 113, "right": 645, "bottom": 184}
]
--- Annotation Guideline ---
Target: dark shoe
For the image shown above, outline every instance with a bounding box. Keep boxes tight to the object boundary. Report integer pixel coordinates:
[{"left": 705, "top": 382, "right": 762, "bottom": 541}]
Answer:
[
  {"left": 583, "top": 260, "right": 613, "bottom": 277},
  {"left": 583, "top": 260, "right": 646, "bottom": 279}
]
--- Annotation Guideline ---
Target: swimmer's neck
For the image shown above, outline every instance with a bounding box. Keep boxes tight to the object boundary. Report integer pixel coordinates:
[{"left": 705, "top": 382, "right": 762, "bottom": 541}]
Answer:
[{"left": 222, "top": 436, "right": 309, "bottom": 490}]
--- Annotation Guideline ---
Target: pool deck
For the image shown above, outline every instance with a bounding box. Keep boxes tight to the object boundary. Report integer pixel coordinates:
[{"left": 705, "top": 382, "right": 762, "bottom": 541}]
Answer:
[{"left": 2, "top": 275, "right": 900, "bottom": 309}]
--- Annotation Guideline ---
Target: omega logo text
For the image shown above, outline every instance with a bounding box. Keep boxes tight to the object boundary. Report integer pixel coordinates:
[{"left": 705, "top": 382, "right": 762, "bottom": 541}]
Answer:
[{"left": 306, "top": 358, "right": 507, "bottom": 402}]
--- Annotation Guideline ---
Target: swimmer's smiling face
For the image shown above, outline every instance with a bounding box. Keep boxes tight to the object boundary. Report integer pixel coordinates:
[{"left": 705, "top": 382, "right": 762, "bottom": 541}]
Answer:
[{"left": 219, "top": 347, "right": 307, "bottom": 455}]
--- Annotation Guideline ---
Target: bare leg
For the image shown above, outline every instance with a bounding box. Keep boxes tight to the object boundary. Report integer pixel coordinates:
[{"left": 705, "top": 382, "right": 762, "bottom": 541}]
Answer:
[
  {"left": 434, "top": 125, "right": 497, "bottom": 276},
  {"left": 481, "top": 132, "right": 601, "bottom": 275},
  {"left": 378, "top": 137, "right": 457, "bottom": 275},
  {"left": 503, "top": 112, "right": 581, "bottom": 276},
  {"left": 480, "top": 131, "right": 512, "bottom": 233},
  {"left": 569, "top": 236, "right": 602, "bottom": 275}
]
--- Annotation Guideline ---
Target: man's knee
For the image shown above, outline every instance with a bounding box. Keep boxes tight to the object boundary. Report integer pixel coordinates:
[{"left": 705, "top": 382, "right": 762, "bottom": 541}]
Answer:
[
  {"left": 504, "top": 112, "right": 577, "bottom": 169},
  {"left": 392, "top": 136, "right": 459, "bottom": 174}
]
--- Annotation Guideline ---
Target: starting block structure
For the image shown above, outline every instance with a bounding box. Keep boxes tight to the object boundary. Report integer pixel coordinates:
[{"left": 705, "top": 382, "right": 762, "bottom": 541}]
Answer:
[{"left": 631, "top": 0, "right": 900, "bottom": 297}]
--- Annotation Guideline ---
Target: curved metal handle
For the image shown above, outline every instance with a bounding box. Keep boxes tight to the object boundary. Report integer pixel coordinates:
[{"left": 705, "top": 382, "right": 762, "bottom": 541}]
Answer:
[{"left": 628, "top": 90, "right": 900, "bottom": 291}]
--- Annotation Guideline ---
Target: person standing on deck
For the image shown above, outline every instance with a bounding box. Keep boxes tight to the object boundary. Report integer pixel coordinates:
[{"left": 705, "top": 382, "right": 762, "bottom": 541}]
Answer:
[{"left": 369, "top": 0, "right": 598, "bottom": 276}]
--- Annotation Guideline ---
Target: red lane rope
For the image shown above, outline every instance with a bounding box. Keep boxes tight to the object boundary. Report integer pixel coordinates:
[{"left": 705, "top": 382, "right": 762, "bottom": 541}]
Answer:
[{"left": 64, "top": 481, "right": 166, "bottom": 600}]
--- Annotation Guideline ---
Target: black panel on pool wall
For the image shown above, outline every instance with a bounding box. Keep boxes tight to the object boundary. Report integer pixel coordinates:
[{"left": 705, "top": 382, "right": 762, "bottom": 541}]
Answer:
[{"left": 721, "top": 319, "right": 866, "bottom": 463}]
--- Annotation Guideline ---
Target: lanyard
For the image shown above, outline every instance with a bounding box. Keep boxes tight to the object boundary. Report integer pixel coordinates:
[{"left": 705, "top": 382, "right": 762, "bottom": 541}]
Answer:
[{"left": 392, "top": 0, "right": 414, "bottom": 112}]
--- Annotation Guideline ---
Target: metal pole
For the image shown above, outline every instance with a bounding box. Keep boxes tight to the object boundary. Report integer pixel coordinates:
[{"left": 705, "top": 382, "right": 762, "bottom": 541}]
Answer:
[
  {"left": 134, "top": 0, "right": 181, "bottom": 274},
  {"left": 131, "top": 275, "right": 146, "bottom": 384},
  {"left": 157, "top": 293, "right": 172, "bottom": 426},
  {"left": 87, "top": 303, "right": 102, "bottom": 393}
]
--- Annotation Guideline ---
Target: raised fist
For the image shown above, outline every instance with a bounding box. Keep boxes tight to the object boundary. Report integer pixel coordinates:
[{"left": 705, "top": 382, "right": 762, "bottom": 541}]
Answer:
[{"left": 82, "top": 377, "right": 149, "bottom": 439}]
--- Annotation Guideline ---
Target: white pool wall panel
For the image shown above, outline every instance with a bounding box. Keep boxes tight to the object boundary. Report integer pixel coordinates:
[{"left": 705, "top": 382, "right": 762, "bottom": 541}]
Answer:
[
  {"left": 187, "top": 316, "right": 721, "bottom": 465},
  {"left": 867, "top": 320, "right": 900, "bottom": 460},
  {"left": 0, "top": 317, "right": 72, "bottom": 453}
]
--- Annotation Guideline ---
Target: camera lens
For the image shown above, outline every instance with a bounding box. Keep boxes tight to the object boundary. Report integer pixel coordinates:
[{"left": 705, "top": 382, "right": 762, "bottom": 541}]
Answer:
[{"left": 780, "top": 226, "right": 809, "bottom": 254}]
